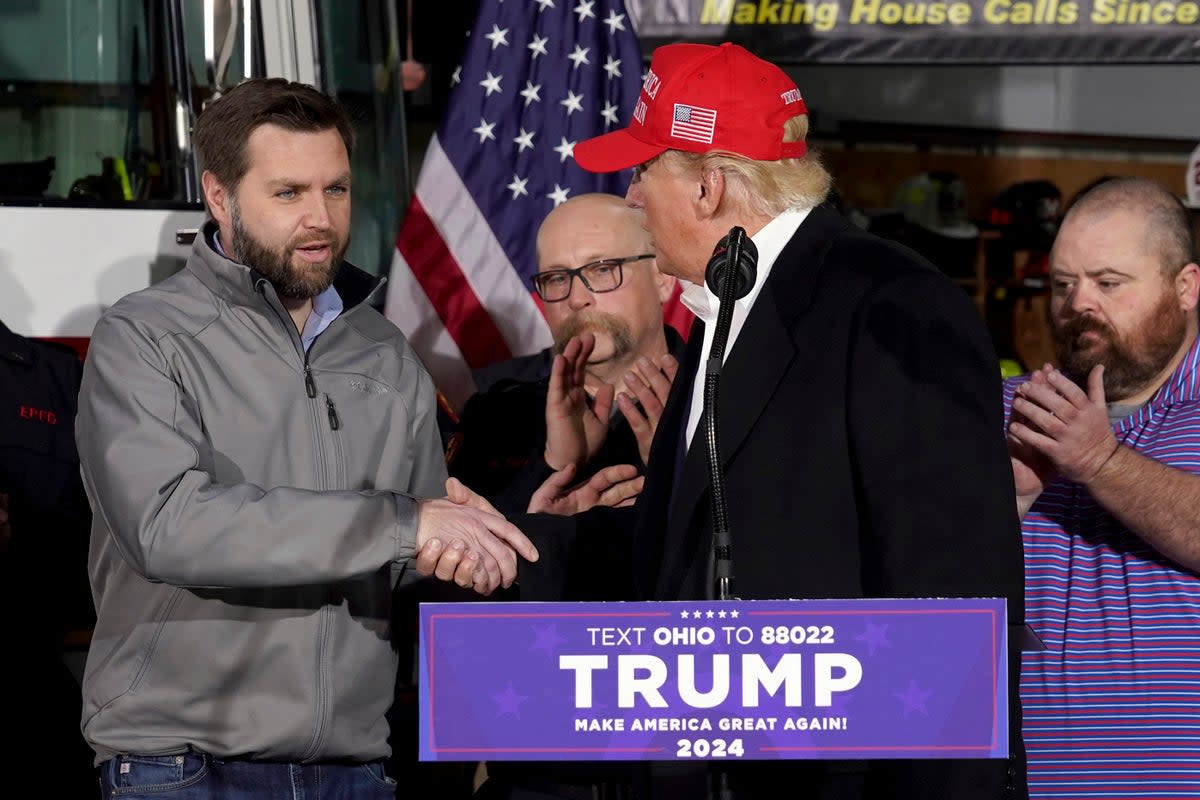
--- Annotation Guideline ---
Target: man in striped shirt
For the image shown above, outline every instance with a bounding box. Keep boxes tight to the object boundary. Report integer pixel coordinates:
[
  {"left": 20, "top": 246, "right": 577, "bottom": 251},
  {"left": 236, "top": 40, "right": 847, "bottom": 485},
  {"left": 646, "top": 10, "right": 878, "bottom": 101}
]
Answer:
[{"left": 1006, "top": 177, "right": 1200, "bottom": 798}]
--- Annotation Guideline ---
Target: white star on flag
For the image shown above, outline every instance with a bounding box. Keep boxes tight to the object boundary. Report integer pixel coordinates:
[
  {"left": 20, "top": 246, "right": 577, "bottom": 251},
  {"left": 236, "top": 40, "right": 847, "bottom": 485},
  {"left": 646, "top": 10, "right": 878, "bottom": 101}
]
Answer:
[
  {"left": 484, "top": 24, "right": 510, "bottom": 49},
  {"left": 506, "top": 174, "right": 529, "bottom": 199},
  {"left": 603, "top": 10, "right": 626, "bottom": 32},
  {"left": 528, "top": 33, "right": 549, "bottom": 58},
  {"left": 553, "top": 136, "right": 576, "bottom": 162},
  {"left": 574, "top": 0, "right": 596, "bottom": 21},
  {"left": 479, "top": 71, "right": 503, "bottom": 96},
  {"left": 535, "top": 0, "right": 555, "bottom": 10},
  {"left": 603, "top": 55, "right": 621, "bottom": 79},
  {"left": 513, "top": 128, "right": 535, "bottom": 152},
  {"left": 451, "top": 65, "right": 462, "bottom": 86},
  {"left": 472, "top": 118, "right": 496, "bottom": 143},
  {"left": 560, "top": 91, "right": 583, "bottom": 115},
  {"left": 519, "top": 81, "right": 542, "bottom": 106},
  {"left": 567, "top": 45, "right": 590, "bottom": 69},
  {"left": 547, "top": 184, "right": 571, "bottom": 206},
  {"left": 601, "top": 101, "right": 619, "bottom": 127}
]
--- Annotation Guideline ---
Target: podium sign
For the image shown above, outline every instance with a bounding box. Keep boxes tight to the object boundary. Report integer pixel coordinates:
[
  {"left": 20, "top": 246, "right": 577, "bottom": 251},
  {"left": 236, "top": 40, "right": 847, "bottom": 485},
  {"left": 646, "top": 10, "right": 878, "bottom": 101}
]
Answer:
[{"left": 419, "top": 598, "right": 1007, "bottom": 762}]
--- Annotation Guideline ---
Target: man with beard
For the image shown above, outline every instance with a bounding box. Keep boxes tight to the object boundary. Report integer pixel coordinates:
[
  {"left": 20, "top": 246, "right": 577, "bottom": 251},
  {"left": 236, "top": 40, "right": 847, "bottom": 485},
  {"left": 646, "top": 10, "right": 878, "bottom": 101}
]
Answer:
[
  {"left": 447, "top": 193, "right": 683, "bottom": 513},
  {"left": 75, "top": 78, "right": 537, "bottom": 799},
  {"left": 1006, "top": 177, "right": 1200, "bottom": 799}
]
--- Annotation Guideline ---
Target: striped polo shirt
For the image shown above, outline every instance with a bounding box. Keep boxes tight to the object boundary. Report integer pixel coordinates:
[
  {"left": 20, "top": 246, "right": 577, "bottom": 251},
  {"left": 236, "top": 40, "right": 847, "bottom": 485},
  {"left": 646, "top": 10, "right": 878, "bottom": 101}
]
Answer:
[{"left": 1003, "top": 335, "right": 1200, "bottom": 799}]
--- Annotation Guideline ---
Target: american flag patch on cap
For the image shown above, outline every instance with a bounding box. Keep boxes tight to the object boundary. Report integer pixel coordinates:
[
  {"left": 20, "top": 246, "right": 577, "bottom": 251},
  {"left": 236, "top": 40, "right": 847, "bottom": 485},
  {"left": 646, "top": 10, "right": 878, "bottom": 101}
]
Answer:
[{"left": 670, "top": 103, "right": 717, "bottom": 144}]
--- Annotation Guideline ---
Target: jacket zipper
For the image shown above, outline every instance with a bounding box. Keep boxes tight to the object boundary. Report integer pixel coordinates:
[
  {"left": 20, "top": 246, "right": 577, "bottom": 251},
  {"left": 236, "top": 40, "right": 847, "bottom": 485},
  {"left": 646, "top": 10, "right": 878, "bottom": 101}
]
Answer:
[
  {"left": 256, "top": 282, "right": 339, "bottom": 760},
  {"left": 326, "top": 395, "right": 340, "bottom": 430}
]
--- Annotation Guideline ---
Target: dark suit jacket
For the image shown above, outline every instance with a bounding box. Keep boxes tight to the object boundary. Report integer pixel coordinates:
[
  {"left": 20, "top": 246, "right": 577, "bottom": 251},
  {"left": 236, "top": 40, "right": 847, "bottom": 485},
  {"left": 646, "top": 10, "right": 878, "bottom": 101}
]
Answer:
[{"left": 516, "top": 207, "right": 1026, "bottom": 800}]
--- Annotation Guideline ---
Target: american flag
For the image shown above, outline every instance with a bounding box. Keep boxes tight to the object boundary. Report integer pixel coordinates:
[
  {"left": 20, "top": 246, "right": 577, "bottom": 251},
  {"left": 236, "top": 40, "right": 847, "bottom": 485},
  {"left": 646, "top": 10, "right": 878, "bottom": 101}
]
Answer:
[
  {"left": 670, "top": 103, "right": 717, "bottom": 145},
  {"left": 385, "top": 0, "right": 653, "bottom": 410}
]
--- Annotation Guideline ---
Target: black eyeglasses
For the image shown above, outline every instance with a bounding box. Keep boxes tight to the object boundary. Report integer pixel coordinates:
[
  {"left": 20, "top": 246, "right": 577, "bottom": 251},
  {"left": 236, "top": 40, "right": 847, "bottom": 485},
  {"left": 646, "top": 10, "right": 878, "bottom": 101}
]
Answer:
[{"left": 532, "top": 254, "right": 655, "bottom": 302}]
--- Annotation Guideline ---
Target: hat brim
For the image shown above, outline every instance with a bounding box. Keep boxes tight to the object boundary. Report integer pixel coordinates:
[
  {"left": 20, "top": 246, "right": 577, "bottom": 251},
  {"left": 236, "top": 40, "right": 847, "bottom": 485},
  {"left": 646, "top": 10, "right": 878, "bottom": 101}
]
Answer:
[{"left": 575, "top": 128, "right": 667, "bottom": 174}]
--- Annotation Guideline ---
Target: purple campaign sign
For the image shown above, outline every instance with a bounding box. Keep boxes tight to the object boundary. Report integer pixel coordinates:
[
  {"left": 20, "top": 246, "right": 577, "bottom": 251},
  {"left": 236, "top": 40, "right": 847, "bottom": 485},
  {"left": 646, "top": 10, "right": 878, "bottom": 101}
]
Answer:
[{"left": 419, "top": 598, "right": 1007, "bottom": 762}]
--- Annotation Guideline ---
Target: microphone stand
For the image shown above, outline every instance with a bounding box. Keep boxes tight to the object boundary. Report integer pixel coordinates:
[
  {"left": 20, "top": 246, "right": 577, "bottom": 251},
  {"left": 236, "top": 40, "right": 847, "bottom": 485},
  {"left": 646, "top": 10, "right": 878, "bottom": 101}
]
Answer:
[
  {"left": 704, "top": 227, "right": 748, "bottom": 604},
  {"left": 702, "top": 227, "right": 751, "bottom": 800}
]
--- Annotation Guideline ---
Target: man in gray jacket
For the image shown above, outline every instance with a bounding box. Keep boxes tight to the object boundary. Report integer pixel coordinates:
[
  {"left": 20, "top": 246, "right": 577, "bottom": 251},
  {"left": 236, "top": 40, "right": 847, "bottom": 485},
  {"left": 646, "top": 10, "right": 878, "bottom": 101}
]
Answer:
[{"left": 76, "top": 78, "right": 536, "bottom": 798}]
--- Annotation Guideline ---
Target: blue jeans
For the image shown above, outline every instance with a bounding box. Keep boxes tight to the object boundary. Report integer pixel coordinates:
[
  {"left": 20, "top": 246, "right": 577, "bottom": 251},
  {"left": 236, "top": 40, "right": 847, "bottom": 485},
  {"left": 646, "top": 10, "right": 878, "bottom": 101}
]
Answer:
[{"left": 98, "top": 751, "right": 396, "bottom": 799}]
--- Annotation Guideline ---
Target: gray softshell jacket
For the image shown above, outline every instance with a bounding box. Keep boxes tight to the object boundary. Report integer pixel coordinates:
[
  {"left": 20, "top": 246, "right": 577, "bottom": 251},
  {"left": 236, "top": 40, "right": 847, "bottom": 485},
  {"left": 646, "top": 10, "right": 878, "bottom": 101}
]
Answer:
[{"left": 76, "top": 222, "right": 447, "bottom": 764}]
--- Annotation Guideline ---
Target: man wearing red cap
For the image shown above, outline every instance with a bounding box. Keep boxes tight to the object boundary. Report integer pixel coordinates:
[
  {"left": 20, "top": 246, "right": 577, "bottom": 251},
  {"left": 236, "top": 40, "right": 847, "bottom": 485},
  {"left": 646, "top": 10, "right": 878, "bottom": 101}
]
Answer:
[{"left": 501, "top": 42, "right": 1026, "bottom": 799}]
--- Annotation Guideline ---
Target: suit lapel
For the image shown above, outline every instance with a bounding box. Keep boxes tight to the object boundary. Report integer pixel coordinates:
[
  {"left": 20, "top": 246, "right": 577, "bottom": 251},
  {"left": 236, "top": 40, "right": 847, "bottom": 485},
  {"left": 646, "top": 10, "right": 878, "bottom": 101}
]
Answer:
[{"left": 651, "top": 205, "right": 850, "bottom": 599}]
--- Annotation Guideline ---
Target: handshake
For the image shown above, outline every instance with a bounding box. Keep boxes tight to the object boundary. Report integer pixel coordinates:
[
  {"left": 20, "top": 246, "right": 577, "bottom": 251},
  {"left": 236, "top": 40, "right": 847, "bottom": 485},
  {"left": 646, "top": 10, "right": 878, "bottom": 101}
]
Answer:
[{"left": 411, "top": 478, "right": 539, "bottom": 596}]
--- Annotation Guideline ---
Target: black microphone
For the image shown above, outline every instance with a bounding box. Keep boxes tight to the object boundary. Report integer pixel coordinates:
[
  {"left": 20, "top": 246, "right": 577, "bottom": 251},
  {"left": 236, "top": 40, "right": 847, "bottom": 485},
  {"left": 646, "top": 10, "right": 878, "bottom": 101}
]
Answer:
[
  {"left": 705, "top": 228, "right": 758, "bottom": 300},
  {"left": 701, "top": 227, "right": 758, "bottom": 602}
]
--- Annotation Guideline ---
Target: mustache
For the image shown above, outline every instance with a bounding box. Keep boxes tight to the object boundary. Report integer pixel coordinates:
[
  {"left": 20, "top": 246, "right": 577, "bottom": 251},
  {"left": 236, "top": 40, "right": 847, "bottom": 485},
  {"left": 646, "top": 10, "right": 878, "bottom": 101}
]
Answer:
[
  {"left": 552, "top": 311, "right": 632, "bottom": 354},
  {"left": 1057, "top": 314, "right": 1112, "bottom": 341},
  {"left": 291, "top": 231, "right": 337, "bottom": 248}
]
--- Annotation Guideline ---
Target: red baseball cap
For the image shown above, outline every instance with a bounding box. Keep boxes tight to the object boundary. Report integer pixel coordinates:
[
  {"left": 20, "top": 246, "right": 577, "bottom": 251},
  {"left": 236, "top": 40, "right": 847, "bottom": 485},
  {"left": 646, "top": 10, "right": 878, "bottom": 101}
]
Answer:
[{"left": 575, "top": 42, "right": 808, "bottom": 173}]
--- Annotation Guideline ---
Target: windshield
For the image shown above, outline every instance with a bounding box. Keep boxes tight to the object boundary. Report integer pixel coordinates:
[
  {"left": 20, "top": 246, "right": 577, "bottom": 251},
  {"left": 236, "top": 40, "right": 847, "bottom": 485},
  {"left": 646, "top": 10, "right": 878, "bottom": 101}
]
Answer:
[{"left": 0, "top": 0, "right": 255, "bottom": 208}]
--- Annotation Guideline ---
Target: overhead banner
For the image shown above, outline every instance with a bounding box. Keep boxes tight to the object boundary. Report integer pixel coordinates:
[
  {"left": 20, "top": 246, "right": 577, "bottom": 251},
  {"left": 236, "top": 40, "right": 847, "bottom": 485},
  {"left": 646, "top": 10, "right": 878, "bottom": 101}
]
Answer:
[
  {"left": 625, "top": 0, "right": 1200, "bottom": 63},
  {"left": 419, "top": 598, "right": 1009, "bottom": 762}
]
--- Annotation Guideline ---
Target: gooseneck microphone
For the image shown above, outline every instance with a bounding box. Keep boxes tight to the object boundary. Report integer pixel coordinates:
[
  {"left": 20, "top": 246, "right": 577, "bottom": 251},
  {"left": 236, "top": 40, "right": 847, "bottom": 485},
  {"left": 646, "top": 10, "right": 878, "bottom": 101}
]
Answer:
[{"left": 702, "top": 227, "right": 758, "bottom": 602}]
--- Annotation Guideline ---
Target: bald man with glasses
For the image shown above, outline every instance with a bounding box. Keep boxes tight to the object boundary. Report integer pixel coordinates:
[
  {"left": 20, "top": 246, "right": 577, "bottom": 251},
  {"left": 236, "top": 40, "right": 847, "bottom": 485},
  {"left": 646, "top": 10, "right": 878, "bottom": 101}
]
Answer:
[{"left": 446, "top": 193, "right": 683, "bottom": 515}]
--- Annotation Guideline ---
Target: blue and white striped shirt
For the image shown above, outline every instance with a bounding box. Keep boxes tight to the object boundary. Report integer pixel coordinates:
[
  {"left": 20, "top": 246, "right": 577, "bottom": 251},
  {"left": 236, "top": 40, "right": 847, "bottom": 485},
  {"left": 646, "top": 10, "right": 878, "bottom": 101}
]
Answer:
[{"left": 1004, "top": 335, "right": 1200, "bottom": 799}]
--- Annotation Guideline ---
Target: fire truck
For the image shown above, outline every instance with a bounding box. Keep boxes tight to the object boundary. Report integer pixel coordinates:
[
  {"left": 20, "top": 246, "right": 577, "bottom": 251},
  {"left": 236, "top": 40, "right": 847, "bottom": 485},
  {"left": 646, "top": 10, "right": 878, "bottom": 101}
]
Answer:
[{"left": 0, "top": 0, "right": 410, "bottom": 349}]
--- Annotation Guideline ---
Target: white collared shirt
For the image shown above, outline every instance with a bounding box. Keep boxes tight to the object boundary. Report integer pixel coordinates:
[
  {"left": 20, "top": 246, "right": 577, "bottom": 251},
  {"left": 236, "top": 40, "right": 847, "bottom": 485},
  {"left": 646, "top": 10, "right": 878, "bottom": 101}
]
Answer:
[{"left": 681, "top": 206, "right": 812, "bottom": 449}]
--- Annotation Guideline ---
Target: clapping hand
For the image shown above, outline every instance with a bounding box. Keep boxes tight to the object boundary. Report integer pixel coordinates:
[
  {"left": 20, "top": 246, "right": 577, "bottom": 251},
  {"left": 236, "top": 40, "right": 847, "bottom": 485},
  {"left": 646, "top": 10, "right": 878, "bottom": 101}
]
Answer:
[
  {"left": 544, "top": 333, "right": 614, "bottom": 472},
  {"left": 615, "top": 353, "right": 678, "bottom": 466},
  {"left": 527, "top": 463, "right": 644, "bottom": 515}
]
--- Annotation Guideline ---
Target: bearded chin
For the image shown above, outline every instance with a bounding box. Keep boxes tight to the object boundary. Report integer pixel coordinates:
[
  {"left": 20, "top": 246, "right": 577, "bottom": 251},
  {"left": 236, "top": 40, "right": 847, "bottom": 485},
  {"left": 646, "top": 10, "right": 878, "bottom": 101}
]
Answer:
[
  {"left": 229, "top": 200, "right": 346, "bottom": 300},
  {"left": 1053, "top": 292, "right": 1187, "bottom": 401}
]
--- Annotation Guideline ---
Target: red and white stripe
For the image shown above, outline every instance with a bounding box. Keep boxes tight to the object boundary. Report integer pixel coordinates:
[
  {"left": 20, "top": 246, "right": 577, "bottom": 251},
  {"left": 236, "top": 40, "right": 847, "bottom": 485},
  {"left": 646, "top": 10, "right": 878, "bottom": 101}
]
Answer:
[{"left": 384, "top": 136, "right": 553, "bottom": 411}]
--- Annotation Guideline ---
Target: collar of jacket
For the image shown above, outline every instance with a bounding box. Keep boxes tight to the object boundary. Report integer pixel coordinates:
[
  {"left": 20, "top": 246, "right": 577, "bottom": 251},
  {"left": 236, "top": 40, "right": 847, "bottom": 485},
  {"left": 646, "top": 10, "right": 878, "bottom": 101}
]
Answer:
[
  {"left": 0, "top": 319, "right": 35, "bottom": 367},
  {"left": 188, "top": 220, "right": 385, "bottom": 311},
  {"left": 762, "top": 203, "right": 850, "bottom": 325}
]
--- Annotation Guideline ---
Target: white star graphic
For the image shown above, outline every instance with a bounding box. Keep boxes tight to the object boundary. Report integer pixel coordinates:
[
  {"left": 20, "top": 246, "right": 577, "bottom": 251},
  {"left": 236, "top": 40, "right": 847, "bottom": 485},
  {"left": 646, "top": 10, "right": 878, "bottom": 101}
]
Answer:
[
  {"left": 574, "top": 0, "right": 595, "bottom": 21},
  {"left": 693, "top": 609, "right": 703, "bottom": 618},
  {"left": 506, "top": 174, "right": 529, "bottom": 199},
  {"left": 450, "top": 65, "right": 462, "bottom": 86},
  {"left": 547, "top": 184, "right": 571, "bottom": 206},
  {"left": 706, "top": 610, "right": 715, "bottom": 618},
  {"left": 513, "top": 128, "right": 535, "bottom": 152},
  {"left": 484, "top": 24, "right": 510, "bottom": 50},
  {"left": 472, "top": 118, "right": 497, "bottom": 143},
  {"left": 479, "top": 71, "right": 503, "bottom": 96},
  {"left": 567, "top": 44, "right": 591, "bottom": 69},
  {"left": 730, "top": 610, "right": 740, "bottom": 619},
  {"left": 519, "top": 81, "right": 542, "bottom": 106},
  {"left": 535, "top": 0, "right": 555, "bottom": 10},
  {"left": 603, "top": 10, "right": 626, "bottom": 33},
  {"left": 527, "top": 34, "right": 549, "bottom": 59},
  {"left": 603, "top": 55, "right": 621, "bottom": 79},
  {"left": 553, "top": 136, "right": 576, "bottom": 163},
  {"left": 560, "top": 91, "right": 583, "bottom": 116},
  {"left": 680, "top": 610, "right": 691, "bottom": 620},
  {"left": 718, "top": 610, "right": 728, "bottom": 619},
  {"left": 601, "top": 101, "right": 619, "bottom": 127}
]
